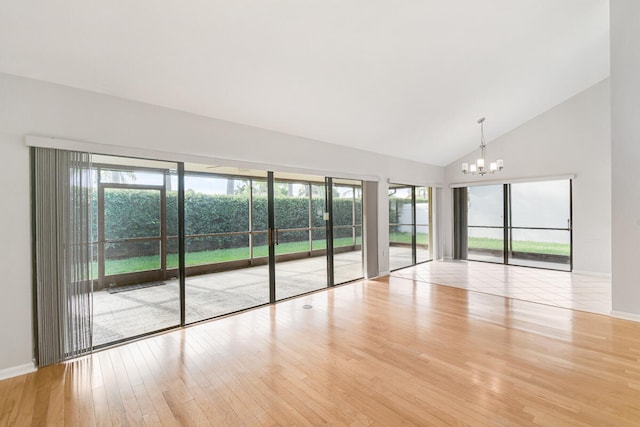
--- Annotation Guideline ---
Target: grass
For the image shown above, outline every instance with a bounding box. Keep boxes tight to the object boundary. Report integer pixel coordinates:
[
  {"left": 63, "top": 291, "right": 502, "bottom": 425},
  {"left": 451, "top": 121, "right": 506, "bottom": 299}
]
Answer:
[
  {"left": 99, "top": 234, "right": 569, "bottom": 276},
  {"left": 102, "top": 236, "right": 360, "bottom": 275},
  {"left": 390, "top": 232, "right": 569, "bottom": 256},
  {"left": 390, "top": 232, "right": 429, "bottom": 245},
  {"left": 469, "top": 237, "right": 570, "bottom": 256}
]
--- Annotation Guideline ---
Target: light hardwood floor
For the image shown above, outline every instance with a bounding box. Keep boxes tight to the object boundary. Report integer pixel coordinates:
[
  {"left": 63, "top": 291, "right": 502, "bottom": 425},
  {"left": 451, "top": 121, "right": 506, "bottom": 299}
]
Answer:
[{"left": 1, "top": 275, "right": 639, "bottom": 426}]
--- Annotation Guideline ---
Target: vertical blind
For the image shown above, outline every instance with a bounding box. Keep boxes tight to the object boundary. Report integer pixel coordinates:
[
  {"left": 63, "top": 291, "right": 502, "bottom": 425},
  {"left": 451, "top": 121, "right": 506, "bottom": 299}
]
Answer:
[{"left": 33, "top": 147, "right": 93, "bottom": 366}]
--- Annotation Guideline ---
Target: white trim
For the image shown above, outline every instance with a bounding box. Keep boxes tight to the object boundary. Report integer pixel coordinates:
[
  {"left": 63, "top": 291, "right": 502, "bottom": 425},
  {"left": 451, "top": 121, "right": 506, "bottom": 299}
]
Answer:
[
  {"left": 0, "top": 362, "right": 37, "bottom": 381},
  {"left": 388, "top": 177, "right": 444, "bottom": 188},
  {"left": 611, "top": 310, "right": 640, "bottom": 323},
  {"left": 449, "top": 174, "right": 576, "bottom": 188},
  {"left": 572, "top": 270, "right": 612, "bottom": 278},
  {"left": 25, "top": 135, "right": 381, "bottom": 183}
]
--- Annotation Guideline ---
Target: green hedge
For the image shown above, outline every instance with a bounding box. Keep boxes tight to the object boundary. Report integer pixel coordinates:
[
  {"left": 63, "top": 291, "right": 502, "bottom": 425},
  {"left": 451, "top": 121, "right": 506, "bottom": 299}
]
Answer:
[{"left": 99, "top": 189, "right": 361, "bottom": 258}]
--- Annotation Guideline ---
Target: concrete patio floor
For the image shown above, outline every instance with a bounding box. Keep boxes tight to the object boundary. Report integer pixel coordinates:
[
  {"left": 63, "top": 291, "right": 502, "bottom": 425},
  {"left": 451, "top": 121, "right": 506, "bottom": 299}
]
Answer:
[{"left": 93, "top": 250, "right": 364, "bottom": 346}]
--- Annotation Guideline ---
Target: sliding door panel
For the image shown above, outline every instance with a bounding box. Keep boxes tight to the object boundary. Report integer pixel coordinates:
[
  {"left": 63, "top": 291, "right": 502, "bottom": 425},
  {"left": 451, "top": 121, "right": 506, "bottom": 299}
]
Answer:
[
  {"left": 467, "top": 184, "right": 504, "bottom": 263},
  {"left": 389, "top": 185, "right": 414, "bottom": 270},
  {"left": 333, "top": 179, "right": 364, "bottom": 284},
  {"left": 183, "top": 166, "right": 269, "bottom": 324},
  {"left": 274, "top": 175, "right": 327, "bottom": 300},
  {"left": 93, "top": 156, "right": 180, "bottom": 347},
  {"left": 416, "top": 186, "right": 431, "bottom": 263},
  {"left": 508, "top": 180, "right": 571, "bottom": 270}
]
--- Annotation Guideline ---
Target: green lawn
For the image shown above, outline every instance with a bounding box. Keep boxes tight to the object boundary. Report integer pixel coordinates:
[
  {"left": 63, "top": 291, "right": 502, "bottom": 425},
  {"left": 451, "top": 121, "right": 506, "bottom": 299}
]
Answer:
[
  {"left": 102, "top": 236, "right": 360, "bottom": 275},
  {"left": 468, "top": 237, "right": 570, "bottom": 256},
  {"left": 390, "top": 232, "right": 568, "bottom": 256},
  {"left": 390, "top": 232, "right": 429, "bottom": 245},
  {"left": 99, "top": 234, "right": 569, "bottom": 276}
]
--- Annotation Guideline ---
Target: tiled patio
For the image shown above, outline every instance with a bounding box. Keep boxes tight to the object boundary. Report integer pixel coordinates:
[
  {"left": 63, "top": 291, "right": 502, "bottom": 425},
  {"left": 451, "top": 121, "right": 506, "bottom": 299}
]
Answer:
[
  {"left": 93, "top": 250, "right": 363, "bottom": 346},
  {"left": 391, "top": 260, "right": 611, "bottom": 315}
]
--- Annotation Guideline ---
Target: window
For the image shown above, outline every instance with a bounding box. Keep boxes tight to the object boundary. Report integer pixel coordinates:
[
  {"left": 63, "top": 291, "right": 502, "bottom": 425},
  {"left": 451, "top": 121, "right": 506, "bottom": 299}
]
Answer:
[
  {"left": 459, "top": 179, "right": 572, "bottom": 271},
  {"left": 389, "top": 184, "right": 432, "bottom": 270}
]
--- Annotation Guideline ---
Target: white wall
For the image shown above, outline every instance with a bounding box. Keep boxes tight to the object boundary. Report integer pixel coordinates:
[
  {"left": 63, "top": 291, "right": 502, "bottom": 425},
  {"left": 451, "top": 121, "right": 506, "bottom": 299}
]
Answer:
[
  {"left": 611, "top": 1, "right": 640, "bottom": 317},
  {"left": 443, "top": 79, "right": 611, "bottom": 275},
  {"left": 0, "top": 72, "right": 443, "bottom": 373},
  {"left": 0, "top": 131, "right": 33, "bottom": 377}
]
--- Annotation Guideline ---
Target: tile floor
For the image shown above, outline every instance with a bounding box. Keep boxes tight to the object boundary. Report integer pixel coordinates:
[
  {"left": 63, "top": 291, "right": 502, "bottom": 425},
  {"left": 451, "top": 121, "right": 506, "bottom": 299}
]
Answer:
[{"left": 391, "top": 260, "right": 611, "bottom": 315}]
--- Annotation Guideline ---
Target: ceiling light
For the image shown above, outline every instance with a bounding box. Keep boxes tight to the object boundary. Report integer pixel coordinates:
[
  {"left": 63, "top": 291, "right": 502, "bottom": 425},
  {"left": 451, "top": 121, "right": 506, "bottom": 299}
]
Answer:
[{"left": 461, "top": 118, "right": 503, "bottom": 176}]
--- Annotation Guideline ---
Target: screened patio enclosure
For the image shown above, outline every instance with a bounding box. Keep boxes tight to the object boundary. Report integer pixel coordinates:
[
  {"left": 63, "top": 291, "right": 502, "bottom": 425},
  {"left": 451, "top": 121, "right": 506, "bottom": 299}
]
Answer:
[{"left": 90, "top": 155, "right": 364, "bottom": 347}]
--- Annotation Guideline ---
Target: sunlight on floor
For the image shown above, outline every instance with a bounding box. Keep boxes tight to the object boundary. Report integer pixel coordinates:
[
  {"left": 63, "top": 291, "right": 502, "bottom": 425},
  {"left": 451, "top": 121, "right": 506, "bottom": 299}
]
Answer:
[{"left": 391, "top": 260, "right": 611, "bottom": 315}]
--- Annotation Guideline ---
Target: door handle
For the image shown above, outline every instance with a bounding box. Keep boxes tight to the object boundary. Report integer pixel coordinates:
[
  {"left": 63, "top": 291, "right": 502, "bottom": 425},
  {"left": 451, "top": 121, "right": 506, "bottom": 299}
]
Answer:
[{"left": 275, "top": 228, "right": 279, "bottom": 245}]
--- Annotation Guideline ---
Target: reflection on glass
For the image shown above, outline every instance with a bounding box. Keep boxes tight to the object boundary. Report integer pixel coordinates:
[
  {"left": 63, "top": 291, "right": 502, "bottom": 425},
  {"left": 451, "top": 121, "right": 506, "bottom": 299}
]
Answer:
[
  {"left": 333, "top": 180, "right": 363, "bottom": 284},
  {"left": 467, "top": 227, "right": 504, "bottom": 263},
  {"left": 274, "top": 177, "right": 326, "bottom": 301},
  {"left": 389, "top": 185, "right": 413, "bottom": 270},
  {"left": 467, "top": 185, "right": 504, "bottom": 263},
  {"left": 508, "top": 180, "right": 571, "bottom": 270},
  {"left": 416, "top": 225, "right": 430, "bottom": 263},
  {"left": 93, "top": 155, "right": 180, "bottom": 347},
  {"left": 104, "top": 241, "right": 160, "bottom": 275},
  {"left": 466, "top": 180, "right": 572, "bottom": 271},
  {"left": 511, "top": 180, "right": 570, "bottom": 228},
  {"left": 416, "top": 186, "right": 430, "bottom": 263},
  {"left": 100, "top": 169, "right": 165, "bottom": 186},
  {"left": 311, "top": 185, "right": 326, "bottom": 251},
  {"left": 184, "top": 169, "right": 268, "bottom": 324},
  {"left": 468, "top": 185, "right": 503, "bottom": 227}
]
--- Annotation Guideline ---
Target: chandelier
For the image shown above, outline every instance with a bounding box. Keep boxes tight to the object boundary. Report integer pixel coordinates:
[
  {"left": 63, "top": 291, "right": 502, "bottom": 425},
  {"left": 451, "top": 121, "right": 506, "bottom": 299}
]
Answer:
[{"left": 461, "top": 117, "right": 503, "bottom": 175}]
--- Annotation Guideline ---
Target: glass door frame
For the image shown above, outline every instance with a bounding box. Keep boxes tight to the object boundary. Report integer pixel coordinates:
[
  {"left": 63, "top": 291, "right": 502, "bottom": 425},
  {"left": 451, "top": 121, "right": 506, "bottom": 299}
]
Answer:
[
  {"left": 97, "top": 183, "right": 167, "bottom": 290},
  {"left": 388, "top": 183, "right": 433, "bottom": 271},
  {"left": 463, "top": 180, "right": 573, "bottom": 271},
  {"left": 87, "top": 158, "right": 368, "bottom": 349}
]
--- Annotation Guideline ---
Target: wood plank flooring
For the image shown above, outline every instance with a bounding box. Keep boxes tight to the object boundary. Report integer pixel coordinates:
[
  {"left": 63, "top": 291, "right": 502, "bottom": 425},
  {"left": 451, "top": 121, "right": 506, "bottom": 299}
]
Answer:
[{"left": 1, "top": 275, "right": 640, "bottom": 426}]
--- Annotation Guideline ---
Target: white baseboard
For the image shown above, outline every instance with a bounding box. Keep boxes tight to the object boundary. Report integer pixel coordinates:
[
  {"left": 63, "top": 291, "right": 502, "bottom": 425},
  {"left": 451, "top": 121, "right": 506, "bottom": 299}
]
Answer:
[
  {"left": 0, "top": 362, "right": 37, "bottom": 381},
  {"left": 611, "top": 310, "right": 640, "bottom": 323},
  {"left": 572, "top": 270, "right": 612, "bottom": 278}
]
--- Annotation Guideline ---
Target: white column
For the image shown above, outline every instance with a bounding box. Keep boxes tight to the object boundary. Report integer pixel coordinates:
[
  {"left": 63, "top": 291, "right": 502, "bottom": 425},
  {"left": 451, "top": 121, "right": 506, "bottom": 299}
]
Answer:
[{"left": 611, "top": 0, "right": 640, "bottom": 317}]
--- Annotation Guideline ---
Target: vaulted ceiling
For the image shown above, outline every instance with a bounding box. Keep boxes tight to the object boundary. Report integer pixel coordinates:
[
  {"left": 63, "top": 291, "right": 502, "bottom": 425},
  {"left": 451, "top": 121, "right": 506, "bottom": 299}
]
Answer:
[{"left": 0, "top": 1, "right": 609, "bottom": 166}]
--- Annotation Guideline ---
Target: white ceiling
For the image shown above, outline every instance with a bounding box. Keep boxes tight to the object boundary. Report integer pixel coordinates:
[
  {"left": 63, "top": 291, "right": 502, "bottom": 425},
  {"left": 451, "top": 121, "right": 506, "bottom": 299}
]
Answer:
[{"left": 0, "top": 1, "right": 609, "bottom": 166}]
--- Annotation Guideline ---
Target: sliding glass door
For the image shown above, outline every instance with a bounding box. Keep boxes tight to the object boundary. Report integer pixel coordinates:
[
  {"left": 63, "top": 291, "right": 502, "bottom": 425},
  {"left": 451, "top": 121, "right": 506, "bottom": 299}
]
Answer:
[
  {"left": 389, "top": 185, "right": 414, "bottom": 270},
  {"left": 508, "top": 180, "right": 571, "bottom": 270},
  {"left": 332, "top": 179, "right": 364, "bottom": 284},
  {"left": 93, "top": 156, "right": 180, "bottom": 347},
  {"left": 33, "top": 150, "right": 368, "bottom": 357},
  {"left": 461, "top": 179, "right": 572, "bottom": 271},
  {"left": 416, "top": 187, "right": 431, "bottom": 263},
  {"left": 389, "top": 183, "right": 432, "bottom": 271},
  {"left": 467, "top": 184, "right": 505, "bottom": 264},
  {"left": 274, "top": 175, "right": 328, "bottom": 300},
  {"left": 183, "top": 166, "right": 270, "bottom": 323}
]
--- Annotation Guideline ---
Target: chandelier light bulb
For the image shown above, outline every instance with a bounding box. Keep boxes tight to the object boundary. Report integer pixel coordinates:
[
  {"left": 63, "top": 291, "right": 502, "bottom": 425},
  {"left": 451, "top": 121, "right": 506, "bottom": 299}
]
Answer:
[{"left": 462, "top": 118, "right": 503, "bottom": 176}]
